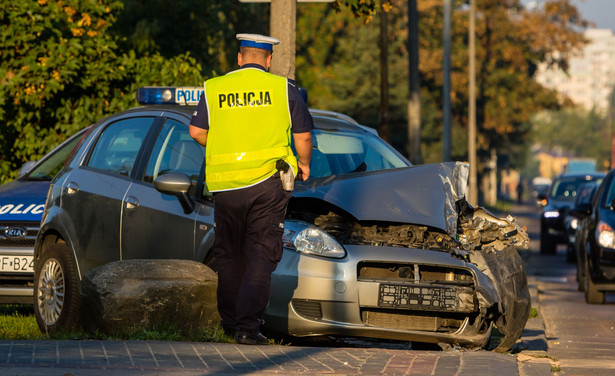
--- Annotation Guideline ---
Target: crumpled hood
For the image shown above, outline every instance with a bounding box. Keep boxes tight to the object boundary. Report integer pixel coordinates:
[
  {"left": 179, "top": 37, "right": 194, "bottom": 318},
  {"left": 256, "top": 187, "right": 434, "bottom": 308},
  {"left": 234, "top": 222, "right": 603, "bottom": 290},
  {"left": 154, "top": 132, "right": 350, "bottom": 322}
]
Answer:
[{"left": 293, "top": 162, "right": 468, "bottom": 236}]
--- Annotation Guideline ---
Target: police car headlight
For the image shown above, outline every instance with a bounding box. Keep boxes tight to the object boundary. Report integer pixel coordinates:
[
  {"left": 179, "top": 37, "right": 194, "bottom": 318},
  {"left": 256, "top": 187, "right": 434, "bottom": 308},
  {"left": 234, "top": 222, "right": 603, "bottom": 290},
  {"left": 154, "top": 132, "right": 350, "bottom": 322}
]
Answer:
[
  {"left": 283, "top": 220, "right": 346, "bottom": 259},
  {"left": 597, "top": 221, "right": 615, "bottom": 249},
  {"left": 543, "top": 210, "right": 560, "bottom": 219},
  {"left": 570, "top": 218, "right": 578, "bottom": 230}
]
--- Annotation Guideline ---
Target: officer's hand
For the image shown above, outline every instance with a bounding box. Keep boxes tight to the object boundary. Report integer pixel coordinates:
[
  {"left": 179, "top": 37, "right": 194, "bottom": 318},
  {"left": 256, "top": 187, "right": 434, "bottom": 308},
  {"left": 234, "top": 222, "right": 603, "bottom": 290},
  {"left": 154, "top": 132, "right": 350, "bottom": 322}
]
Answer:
[{"left": 297, "top": 161, "right": 310, "bottom": 181}]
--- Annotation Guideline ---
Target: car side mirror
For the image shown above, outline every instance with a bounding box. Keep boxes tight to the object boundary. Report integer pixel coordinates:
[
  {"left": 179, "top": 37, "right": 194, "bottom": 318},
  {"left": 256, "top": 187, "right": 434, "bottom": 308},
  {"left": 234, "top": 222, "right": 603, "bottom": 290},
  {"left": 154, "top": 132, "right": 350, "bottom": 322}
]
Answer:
[
  {"left": 537, "top": 192, "right": 547, "bottom": 201},
  {"left": 611, "top": 199, "right": 615, "bottom": 212},
  {"left": 572, "top": 203, "right": 592, "bottom": 216},
  {"left": 154, "top": 172, "right": 195, "bottom": 214}
]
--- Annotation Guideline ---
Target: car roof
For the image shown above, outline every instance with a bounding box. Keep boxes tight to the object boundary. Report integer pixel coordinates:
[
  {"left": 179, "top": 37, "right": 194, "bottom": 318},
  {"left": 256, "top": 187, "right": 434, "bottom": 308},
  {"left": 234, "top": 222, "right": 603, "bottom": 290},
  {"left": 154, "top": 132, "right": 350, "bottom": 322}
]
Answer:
[
  {"left": 555, "top": 172, "right": 606, "bottom": 180},
  {"left": 110, "top": 105, "right": 374, "bottom": 134}
]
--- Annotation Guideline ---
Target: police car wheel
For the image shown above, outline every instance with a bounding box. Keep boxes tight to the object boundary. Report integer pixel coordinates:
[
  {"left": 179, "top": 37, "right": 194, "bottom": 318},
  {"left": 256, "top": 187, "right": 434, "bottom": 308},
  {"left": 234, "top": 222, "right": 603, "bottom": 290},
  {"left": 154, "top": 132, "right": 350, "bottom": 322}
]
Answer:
[{"left": 34, "top": 242, "right": 80, "bottom": 334}]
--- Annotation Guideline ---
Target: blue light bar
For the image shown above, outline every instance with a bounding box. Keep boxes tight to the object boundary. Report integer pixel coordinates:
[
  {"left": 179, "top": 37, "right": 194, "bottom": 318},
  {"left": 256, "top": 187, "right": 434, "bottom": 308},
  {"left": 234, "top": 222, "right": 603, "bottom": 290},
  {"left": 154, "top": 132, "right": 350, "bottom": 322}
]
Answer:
[{"left": 136, "top": 86, "right": 203, "bottom": 106}]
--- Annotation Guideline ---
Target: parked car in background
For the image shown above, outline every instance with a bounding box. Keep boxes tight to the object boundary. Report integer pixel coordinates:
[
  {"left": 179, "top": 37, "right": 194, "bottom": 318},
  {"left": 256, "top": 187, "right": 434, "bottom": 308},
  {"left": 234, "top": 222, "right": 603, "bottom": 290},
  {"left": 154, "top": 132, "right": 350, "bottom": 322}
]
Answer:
[
  {"left": 564, "top": 182, "right": 599, "bottom": 264},
  {"left": 578, "top": 169, "right": 615, "bottom": 304},
  {"left": 540, "top": 173, "right": 605, "bottom": 254},
  {"left": 0, "top": 129, "right": 87, "bottom": 303},
  {"left": 33, "top": 87, "right": 530, "bottom": 352},
  {"left": 532, "top": 176, "right": 552, "bottom": 207}
]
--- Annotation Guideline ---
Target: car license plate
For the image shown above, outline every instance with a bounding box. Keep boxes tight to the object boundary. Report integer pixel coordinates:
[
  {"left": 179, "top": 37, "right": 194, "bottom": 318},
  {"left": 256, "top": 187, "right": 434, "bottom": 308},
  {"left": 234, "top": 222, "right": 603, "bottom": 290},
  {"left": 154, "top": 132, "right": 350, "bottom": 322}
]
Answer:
[
  {"left": 378, "top": 283, "right": 458, "bottom": 311},
  {"left": 0, "top": 255, "right": 34, "bottom": 273}
]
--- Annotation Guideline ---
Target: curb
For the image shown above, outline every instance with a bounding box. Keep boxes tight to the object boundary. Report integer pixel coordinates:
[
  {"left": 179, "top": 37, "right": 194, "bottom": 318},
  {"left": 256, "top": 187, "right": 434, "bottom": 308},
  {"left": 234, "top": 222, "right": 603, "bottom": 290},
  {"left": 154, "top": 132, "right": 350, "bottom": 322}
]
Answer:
[{"left": 515, "top": 276, "right": 552, "bottom": 376}]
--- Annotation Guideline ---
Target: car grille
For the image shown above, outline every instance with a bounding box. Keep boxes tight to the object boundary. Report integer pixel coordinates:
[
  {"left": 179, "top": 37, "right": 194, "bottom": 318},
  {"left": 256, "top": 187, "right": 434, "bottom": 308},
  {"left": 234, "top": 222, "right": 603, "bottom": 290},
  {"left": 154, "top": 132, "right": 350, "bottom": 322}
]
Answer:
[
  {"left": 357, "top": 261, "right": 477, "bottom": 332},
  {"left": 357, "top": 261, "right": 475, "bottom": 285},
  {"left": 291, "top": 299, "right": 323, "bottom": 321},
  {"left": 361, "top": 309, "right": 466, "bottom": 332},
  {"left": 0, "top": 221, "right": 39, "bottom": 246}
]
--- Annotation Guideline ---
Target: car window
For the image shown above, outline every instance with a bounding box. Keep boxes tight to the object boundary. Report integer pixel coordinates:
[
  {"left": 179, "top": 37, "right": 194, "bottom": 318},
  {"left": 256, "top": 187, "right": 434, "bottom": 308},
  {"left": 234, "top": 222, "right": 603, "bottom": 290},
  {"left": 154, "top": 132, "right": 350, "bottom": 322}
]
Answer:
[
  {"left": 550, "top": 177, "right": 596, "bottom": 201},
  {"left": 603, "top": 177, "right": 615, "bottom": 208},
  {"left": 27, "top": 129, "right": 86, "bottom": 181},
  {"left": 87, "top": 117, "right": 155, "bottom": 176},
  {"left": 575, "top": 184, "right": 597, "bottom": 206},
  {"left": 144, "top": 119, "right": 205, "bottom": 192},
  {"left": 304, "top": 129, "right": 410, "bottom": 179}
]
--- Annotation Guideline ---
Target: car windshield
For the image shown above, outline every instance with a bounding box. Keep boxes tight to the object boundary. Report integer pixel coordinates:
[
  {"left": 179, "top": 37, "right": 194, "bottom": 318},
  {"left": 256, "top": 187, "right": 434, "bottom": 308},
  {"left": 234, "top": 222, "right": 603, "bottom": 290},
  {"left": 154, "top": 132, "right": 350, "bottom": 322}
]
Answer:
[
  {"left": 550, "top": 176, "right": 601, "bottom": 202},
  {"left": 27, "top": 130, "right": 86, "bottom": 181},
  {"left": 300, "top": 129, "right": 411, "bottom": 178}
]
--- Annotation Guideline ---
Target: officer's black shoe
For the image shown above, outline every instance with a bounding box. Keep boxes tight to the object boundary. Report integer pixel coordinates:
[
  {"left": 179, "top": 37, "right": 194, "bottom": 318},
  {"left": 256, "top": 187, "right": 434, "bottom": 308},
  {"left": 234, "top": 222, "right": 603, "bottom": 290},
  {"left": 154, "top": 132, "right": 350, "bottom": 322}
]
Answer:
[
  {"left": 235, "top": 332, "right": 269, "bottom": 345},
  {"left": 222, "top": 326, "right": 236, "bottom": 337}
]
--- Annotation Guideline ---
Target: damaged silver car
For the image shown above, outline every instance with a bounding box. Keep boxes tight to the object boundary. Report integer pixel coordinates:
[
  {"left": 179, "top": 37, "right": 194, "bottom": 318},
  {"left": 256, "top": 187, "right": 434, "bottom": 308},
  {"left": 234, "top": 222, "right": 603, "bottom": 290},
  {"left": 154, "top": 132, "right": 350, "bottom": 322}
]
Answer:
[
  {"left": 271, "top": 161, "right": 529, "bottom": 352},
  {"left": 33, "top": 88, "right": 529, "bottom": 352}
]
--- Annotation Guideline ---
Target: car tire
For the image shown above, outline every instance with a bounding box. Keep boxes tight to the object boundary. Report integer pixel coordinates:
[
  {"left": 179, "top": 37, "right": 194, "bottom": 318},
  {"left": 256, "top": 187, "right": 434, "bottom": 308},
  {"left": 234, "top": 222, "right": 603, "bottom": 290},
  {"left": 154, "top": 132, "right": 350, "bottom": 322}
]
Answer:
[
  {"left": 584, "top": 260, "right": 605, "bottom": 304},
  {"left": 576, "top": 260, "right": 585, "bottom": 292},
  {"left": 540, "top": 234, "right": 556, "bottom": 255},
  {"left": 483, "top": 246, "right": 531, "bottom": 353},
  {"left": 34, "top": 242, "right": 80, "bottom": 334}
]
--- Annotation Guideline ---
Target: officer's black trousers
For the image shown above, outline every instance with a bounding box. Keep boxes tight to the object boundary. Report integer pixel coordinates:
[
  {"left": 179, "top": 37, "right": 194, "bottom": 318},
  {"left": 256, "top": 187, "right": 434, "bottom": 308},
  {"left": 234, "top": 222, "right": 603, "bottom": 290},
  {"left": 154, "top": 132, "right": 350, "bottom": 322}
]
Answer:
[{"left": 212, "top": 175, "right": 291, "bottom": 334}]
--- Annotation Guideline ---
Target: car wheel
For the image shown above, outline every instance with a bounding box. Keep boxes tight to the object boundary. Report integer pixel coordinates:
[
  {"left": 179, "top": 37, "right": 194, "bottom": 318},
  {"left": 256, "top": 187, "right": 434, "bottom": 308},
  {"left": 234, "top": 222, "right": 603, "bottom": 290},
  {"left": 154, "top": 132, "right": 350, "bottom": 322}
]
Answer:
[
  {"left": 584, "top": 260, "right": 605, "bottom": 304},
  {"left": 34, "top": 242, "right": 80, "bottom": 334},
  {"left": 540, "top": 234, "right": 556, "bottom": 255},
  {"left": 576, "top": 259, "right": 585, "bottom": 292},
  {"left": 483, "top": 246, "right": 531, "bottom": 353}
]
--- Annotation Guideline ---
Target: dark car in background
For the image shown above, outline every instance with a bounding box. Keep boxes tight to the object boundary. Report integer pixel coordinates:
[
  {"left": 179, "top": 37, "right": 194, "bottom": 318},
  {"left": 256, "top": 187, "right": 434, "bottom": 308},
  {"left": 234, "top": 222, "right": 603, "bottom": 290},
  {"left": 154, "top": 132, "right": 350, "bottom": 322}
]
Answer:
[
  {"left": 33, "top": 87, "right": 530, "bottom": 351},
  {"left": 564, "top": 182, "right": 600, "bottom": 264},
  {"left": 0, "top": 129, "right": 87, "bottom": 303},
  {"left": 540, "top": 173, "right": 605, "bottom": 254},
  {"left": 578, "top": 169, "right": 615, "bottom": 304}
]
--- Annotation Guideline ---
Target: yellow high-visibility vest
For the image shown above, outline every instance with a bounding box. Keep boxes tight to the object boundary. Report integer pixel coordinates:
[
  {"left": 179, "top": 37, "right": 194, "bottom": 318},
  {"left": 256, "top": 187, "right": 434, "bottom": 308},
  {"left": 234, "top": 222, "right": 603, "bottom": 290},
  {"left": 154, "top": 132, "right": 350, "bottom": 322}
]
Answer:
[{"left": 204, "top": 68, "right": 298, "bottom": 192}]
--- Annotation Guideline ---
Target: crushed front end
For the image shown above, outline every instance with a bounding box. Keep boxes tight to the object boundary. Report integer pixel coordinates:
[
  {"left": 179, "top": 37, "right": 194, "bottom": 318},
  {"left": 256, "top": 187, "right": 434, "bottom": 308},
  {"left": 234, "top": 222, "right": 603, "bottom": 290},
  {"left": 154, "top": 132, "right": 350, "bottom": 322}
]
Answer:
[{"left": 266, "top": 162, "right": 530, "bottom": 352}]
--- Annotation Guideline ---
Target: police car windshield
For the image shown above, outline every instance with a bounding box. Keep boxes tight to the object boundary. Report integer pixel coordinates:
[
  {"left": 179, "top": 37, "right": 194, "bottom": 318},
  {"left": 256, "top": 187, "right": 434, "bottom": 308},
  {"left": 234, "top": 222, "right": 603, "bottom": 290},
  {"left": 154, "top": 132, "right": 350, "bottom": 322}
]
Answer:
[
  {"left": 299, "top": 129, "right": 410, "bottom": 179},
  {"left": 27, "top": 132, "right": 84, "bottom": 181}
]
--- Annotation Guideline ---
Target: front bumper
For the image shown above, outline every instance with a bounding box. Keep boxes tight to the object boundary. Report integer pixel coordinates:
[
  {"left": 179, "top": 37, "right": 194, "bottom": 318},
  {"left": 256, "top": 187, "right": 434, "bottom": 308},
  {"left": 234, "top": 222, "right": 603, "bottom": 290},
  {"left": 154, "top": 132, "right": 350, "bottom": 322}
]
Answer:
[
  {"left": 265, "top": 244, "right": 499, "bottom": 348},
  {"left": 0, "top": 247, "right": 34, "bottom": 304}
]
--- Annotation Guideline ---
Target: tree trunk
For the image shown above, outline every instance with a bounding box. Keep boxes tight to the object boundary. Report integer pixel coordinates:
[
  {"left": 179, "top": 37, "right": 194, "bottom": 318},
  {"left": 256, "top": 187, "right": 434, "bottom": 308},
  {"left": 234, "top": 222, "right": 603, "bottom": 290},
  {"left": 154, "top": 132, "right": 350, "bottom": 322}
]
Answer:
[
  {"left": 407, "top": 0, "right": 422, "bottom": 163},
  {"left": 270, "top": 0, "right": 296, "bottom": 79}
]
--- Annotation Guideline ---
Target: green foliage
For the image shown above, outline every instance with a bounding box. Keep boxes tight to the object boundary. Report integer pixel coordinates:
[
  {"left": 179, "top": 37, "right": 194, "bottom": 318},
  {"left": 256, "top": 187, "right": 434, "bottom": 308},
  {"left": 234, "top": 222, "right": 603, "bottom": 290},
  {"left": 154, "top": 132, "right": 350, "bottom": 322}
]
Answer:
[
  {"left": 0, "top": 0, "right": 205, "bottom": 183},
  {"left": 298, "top": 0, "right": 587, "bottom": 170},
  {"left": 111, "top": 1, "right": 269, "bottom": 76},
  {"left": 530, "top": 107, "right": 611, "bottom": 169}
]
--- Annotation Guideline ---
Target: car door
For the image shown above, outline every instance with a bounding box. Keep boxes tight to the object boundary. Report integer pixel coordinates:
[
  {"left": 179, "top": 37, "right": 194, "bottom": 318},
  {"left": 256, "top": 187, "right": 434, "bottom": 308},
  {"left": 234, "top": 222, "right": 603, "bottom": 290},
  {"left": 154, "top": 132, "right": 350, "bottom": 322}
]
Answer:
[
  {"left": 120, "top": 117, "right": 206, "bottom": 261},
  {"left": 61, "top": 116, "right": 157, "bottom": 273}
]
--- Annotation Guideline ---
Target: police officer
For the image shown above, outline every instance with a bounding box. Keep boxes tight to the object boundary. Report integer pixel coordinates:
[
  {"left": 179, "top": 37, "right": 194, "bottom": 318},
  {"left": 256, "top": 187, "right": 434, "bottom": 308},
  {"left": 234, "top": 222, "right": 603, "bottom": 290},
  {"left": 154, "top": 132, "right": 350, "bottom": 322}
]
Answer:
[{"left": 189, "top": 33, "right": 313, "bottom": 345}]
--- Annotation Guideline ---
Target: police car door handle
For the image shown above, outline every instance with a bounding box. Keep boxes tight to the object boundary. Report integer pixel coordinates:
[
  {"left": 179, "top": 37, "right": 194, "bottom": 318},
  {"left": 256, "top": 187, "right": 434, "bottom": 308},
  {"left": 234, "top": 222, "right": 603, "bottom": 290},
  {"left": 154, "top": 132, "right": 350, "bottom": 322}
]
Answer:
[
  {"left": 66, "top": 182, "right": 79, "bottom": 195},
  {"left": 125, "top": 196, "right": 139, "bottom": 210}
]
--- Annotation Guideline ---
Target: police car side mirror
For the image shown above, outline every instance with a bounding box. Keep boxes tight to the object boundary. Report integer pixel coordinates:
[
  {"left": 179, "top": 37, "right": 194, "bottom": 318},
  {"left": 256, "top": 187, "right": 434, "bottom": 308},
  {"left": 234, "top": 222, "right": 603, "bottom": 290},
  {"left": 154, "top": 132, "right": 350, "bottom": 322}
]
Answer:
[{"left": 154, "top": 172, "right": 195, "bottom": 214}]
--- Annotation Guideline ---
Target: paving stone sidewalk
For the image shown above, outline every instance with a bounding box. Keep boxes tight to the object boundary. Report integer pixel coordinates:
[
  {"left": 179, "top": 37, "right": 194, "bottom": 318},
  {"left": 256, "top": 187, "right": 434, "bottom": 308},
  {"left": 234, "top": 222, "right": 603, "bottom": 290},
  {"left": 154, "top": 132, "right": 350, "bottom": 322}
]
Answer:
[{"left": 0, "top": 340, "right": 524, "bottom": 376}]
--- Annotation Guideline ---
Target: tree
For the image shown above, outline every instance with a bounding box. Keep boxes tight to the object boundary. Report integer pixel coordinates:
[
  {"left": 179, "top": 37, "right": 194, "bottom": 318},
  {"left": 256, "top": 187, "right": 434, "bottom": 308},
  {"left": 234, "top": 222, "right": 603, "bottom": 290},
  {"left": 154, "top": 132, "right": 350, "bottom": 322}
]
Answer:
[
  {"left": 531, "top": 108, "right": 611, "bottom": 169},
  {"left": 0, "top": 0, "right": 205, "bottom": 183},
  {"left": 110, "top": 1, "right": 269, "bottom": 76}
]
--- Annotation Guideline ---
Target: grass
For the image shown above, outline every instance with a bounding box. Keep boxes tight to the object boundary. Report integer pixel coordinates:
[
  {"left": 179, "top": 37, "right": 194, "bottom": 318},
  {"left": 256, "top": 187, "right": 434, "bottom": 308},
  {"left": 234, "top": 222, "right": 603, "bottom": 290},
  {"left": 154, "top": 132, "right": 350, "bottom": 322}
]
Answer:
[
  {"left": 529, "top": 307, "right": 539, "bottom": 318},
  {"left": 0, "top": 305, "right": 43, "bottom": 340},
  {"left": 0, "top": 304, "right": 235, "bottom": 342}
]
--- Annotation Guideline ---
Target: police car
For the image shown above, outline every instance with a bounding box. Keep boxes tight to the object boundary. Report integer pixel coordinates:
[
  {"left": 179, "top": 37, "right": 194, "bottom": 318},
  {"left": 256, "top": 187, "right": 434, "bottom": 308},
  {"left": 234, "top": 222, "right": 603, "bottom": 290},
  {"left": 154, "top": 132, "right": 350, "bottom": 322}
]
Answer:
[
  {"left": 0, "top": 129, "right": 86, "bottom": 303},
  {"left": 34, "top": 87, "right": 530, "bottom": 351}
]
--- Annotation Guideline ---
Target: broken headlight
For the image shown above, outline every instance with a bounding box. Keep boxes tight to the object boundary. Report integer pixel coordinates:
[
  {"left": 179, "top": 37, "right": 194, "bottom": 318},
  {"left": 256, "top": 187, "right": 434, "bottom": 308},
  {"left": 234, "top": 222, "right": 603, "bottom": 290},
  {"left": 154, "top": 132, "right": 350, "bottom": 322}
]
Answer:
[{"left": 283, "top": 220, "right": 346, "bottom": 259}]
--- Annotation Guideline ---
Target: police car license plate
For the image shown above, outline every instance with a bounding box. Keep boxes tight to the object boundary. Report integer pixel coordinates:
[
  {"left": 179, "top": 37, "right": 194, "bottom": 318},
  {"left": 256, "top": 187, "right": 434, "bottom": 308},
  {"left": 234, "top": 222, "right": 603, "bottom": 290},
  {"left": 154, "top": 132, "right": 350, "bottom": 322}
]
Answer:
[{"left": 0, "top": 255, "right": 34, "bottom": 273}]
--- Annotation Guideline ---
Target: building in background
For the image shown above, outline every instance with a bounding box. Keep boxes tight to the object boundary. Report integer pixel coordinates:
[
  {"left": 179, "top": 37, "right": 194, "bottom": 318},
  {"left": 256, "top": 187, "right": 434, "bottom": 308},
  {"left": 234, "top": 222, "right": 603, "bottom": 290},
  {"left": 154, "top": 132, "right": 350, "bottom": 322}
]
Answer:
[{"left": 535, "top": 29, "right": 615, "bottom": 112}]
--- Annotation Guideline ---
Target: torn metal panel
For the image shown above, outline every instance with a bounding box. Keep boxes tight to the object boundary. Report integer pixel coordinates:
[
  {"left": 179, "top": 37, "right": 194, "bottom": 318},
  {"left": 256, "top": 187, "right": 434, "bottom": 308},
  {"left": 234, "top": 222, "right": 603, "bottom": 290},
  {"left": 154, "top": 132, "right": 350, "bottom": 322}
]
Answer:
[{"left": 458, "top": 204, "right": 530, "bottom": 252}]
